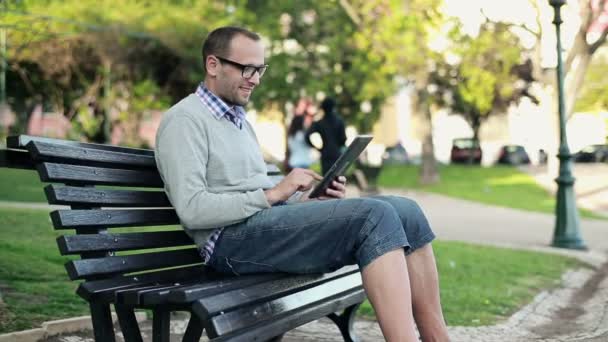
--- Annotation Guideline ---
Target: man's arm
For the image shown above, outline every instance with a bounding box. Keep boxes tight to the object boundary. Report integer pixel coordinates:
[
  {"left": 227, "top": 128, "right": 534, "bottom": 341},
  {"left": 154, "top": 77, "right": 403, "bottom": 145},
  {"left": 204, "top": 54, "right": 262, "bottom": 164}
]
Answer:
[{"left": 156, "top": 114, "right": 270, "bottom": 230}]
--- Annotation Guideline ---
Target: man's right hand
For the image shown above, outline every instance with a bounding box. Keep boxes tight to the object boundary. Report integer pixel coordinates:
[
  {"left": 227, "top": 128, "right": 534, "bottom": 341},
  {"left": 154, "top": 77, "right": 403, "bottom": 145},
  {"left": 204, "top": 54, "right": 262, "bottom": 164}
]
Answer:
[{"left": 264, "top": 168, "right": 323, "bottom": 205}]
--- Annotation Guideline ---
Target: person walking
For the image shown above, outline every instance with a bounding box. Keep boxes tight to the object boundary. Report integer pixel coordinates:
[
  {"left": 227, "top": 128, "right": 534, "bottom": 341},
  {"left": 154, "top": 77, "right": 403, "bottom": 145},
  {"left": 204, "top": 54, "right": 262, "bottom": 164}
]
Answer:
[{"left": 306, "top": 97, "right": 347, "bottom": 175}]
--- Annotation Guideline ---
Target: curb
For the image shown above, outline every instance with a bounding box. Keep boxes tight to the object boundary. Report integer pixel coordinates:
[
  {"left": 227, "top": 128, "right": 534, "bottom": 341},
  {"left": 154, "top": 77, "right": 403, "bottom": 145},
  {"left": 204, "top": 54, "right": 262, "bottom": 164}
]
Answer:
[{"left": 0, "top": 312, "right": 147, "bottom": 342}]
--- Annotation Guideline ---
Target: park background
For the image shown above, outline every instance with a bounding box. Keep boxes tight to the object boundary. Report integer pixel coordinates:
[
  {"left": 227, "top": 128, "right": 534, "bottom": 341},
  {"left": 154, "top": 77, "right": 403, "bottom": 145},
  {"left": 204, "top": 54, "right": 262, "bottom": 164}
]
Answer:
[{"left": 0, "top": 0, "right": 608, "bottom": 340}]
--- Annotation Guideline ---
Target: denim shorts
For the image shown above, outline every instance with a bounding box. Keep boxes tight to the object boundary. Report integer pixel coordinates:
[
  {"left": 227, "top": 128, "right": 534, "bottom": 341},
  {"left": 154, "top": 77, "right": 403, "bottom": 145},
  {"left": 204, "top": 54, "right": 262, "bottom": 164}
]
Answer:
[{"left": 208, "top": 195, "right": 435, "bottom": 276}]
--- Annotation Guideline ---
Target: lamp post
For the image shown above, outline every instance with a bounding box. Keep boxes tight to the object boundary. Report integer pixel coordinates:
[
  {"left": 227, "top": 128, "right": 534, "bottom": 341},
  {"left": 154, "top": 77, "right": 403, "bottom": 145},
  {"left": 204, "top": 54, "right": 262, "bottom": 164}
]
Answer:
[{"left": 549, "top": 0, "right": 586, "bottom": 250}]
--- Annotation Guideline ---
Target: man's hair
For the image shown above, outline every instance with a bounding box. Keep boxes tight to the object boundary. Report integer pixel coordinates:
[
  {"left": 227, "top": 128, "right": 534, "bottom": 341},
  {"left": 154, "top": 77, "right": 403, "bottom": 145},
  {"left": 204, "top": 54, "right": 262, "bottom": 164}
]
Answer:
[{"left": 202, "top": 26, "right": 261, "bottom": 71}]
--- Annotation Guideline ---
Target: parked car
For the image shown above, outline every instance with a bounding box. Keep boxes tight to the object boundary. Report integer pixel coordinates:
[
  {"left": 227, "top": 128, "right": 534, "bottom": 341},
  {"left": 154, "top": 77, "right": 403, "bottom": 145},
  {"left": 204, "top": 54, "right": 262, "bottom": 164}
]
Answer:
[
  {"left": 450, "top": 138, "right": 482, "bottom": 164},
  {"left": 382, "top": 143, "right": 409, "bottom": 165},
  {"left": 496, "top": 145, "right": 531, "bottom": 165},
  {"left": 573, "top": 144, "right": 608, "bottom": 163}
]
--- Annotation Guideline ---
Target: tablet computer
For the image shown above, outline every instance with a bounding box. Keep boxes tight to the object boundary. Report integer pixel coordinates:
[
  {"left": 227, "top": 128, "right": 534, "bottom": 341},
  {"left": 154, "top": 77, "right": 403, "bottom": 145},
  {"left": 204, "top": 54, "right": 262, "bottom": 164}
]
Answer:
[{"left": 308, "top": 135, "right": 373, "bottom": 198}]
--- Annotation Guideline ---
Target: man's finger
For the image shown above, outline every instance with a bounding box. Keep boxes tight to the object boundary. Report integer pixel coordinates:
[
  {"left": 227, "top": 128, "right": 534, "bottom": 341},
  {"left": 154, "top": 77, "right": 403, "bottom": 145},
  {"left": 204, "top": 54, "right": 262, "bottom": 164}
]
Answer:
[{"left": 303, "top": 169, "right": 323, "bottom": 180}]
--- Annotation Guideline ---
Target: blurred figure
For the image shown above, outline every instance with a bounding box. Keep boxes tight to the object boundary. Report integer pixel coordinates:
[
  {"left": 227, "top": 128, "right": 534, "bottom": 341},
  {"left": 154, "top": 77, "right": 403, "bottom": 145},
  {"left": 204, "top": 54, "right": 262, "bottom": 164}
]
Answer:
[
  {"left": 286, "top": 115, "right": 312, "bottom": 172},
  {"left": 307, "top": 97, "right": 347, "bottom": 175}
]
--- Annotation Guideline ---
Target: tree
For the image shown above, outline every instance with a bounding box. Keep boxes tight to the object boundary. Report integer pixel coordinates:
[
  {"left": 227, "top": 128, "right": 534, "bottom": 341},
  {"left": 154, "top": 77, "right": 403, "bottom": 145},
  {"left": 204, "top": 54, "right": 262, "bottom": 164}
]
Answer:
[
  {"left": 523, "top": 0, "right": 608, "bottom": 119},
  {"left": 433, "top": 21, "right": 535, "bottom": 150},
  {"left": 343, "top": 0, "right": 445, "bottom": 184}
]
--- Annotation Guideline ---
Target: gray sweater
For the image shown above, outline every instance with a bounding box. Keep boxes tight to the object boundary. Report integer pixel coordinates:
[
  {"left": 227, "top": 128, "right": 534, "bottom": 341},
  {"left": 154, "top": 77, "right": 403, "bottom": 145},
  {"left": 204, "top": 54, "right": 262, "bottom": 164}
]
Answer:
[{"left": 155, "top": 94, "right": 273, "bottom": 247}]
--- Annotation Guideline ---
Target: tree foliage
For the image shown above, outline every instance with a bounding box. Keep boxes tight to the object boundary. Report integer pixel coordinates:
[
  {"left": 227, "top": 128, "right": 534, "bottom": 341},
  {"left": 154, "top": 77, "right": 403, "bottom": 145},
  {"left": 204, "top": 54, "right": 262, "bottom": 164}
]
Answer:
[{"left": 431, "top": 21, "right": 535, "bottom": 141}]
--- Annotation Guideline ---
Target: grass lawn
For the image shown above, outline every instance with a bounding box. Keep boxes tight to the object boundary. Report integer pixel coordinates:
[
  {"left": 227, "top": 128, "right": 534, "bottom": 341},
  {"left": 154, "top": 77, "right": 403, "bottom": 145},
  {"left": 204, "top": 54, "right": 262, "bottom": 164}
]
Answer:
[
  {"left": 0, "top": 168, "right": 47, "bottom": 202},
  {"left": 377, "top": 164, "right": 604, "bottom": 220},
  {"left": 0, "top": 207, "right": 582, "bottom": 332}
]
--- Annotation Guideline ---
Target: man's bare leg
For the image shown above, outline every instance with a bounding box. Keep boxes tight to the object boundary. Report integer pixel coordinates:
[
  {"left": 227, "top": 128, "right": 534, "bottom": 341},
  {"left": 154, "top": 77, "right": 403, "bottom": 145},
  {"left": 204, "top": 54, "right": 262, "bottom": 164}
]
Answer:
[
  {"left": 406, "top": 244, "right": 450, "bottom": 341},
  {"left": 362, "top": 248, "right": 419, "bottom": 342}
]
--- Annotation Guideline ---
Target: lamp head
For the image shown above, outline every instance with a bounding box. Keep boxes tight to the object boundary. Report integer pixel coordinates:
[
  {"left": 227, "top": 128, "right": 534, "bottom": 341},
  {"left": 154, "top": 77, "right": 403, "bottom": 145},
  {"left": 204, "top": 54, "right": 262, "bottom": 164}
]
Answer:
[{"left": 549, "top": 0, "right": 566, "bottom": 7}]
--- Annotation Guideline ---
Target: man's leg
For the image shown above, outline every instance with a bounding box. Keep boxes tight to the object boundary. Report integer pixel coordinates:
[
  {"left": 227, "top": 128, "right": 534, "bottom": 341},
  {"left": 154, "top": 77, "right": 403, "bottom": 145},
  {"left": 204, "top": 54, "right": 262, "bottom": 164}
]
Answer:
[
  {"left": 362, "top": 248, "right": 418, "bottom": 341},
  {"left": 406, "top": 244, "right": 449, "bottom": 341},
  {"left": 371, "top": 196, "right": 449, "bottom": 341}
]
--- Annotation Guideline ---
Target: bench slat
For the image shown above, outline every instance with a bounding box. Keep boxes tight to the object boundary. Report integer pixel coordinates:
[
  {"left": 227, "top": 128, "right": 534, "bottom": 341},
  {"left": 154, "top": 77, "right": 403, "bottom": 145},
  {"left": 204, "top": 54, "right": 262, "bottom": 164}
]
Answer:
[
  {"left": 205, "top": 272, "right": 363, "bottom": 337},
  {"left": 38, "top": 162, "right": 163, "bottom": 187},
  {"left": 28, "top": 141, "right": 157, "bottom": 170},
  {"left": 209, "top": 289, "right": 365, "bottom": 342},
  {"left": 66, "top": 248, "right": 202, "bottom": 280},
  {"left": 77, "top": 265, "right": 208, "bottom": 301},
  {"left": 57, "top": 230, "right": 193, "bottom": 255},
  {"left": 143, "top": 273, "right": 285, "bottom": 306},
  {"left": 0, "top": 149, "right": 36, "bottom": 170},
  {"left": 8, "top": 135, "right": 154, "bottom": 156},
  {"left": 45, "top": 185, "right": 171, "bottom": 207},
  {"left": 119, "top": 273, "right": 281, "bottom": 306},
  {"left": 50, "top": 209, "right": 179, "bottom": 229},
  {"left": 197, "top": 266, "right": 359, "bottom": 317}
]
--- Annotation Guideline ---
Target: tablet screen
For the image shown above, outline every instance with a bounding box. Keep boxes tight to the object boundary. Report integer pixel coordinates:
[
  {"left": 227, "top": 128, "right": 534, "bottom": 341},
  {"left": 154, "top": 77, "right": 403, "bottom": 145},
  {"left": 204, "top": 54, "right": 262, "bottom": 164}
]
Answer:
[{"left": 308, "top": 135, "right": 373, "bottom": 198}]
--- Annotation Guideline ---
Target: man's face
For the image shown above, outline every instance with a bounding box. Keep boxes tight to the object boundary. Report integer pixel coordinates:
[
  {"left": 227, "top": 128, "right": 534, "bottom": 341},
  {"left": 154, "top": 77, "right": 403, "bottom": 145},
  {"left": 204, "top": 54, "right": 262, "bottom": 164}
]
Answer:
[{"left": 212, "top": 35, "right": 265, "bottom": 106}]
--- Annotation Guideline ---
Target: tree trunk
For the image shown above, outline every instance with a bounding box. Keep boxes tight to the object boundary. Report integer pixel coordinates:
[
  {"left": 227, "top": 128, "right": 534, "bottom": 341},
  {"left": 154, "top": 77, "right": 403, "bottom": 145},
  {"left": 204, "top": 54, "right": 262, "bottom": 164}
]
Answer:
[
  {"left": 565, "top": 48, "right": 592, "bottom": 120},
  {"left": 417, "top": 89, "right": 439, "bottom": 185}
]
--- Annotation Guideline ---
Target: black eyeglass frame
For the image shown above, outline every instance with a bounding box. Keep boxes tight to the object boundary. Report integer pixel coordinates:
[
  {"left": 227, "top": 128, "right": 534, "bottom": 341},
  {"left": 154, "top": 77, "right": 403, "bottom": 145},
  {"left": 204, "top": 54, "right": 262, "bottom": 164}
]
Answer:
[{"left": 215, "top": 56, "right": 268, "bottom": 79}]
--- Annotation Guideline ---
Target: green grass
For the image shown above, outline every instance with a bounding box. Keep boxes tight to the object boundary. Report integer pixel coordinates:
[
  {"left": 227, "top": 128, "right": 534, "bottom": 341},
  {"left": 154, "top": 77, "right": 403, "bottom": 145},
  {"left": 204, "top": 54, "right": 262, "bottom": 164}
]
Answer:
[
  {"left": 0, "top": 168, "right": 47, "bottom": 202},
  {"left": 0, "top": 208, "right": 86, "bottom": 333},
  {"left": 0, "top": 208, "right": 583, "bottom": 332},
  {"left": 357, "top": 241, "right": 581, "bottom": 326},
  {"left": 377, "top": 164, "right": 604, "bottom": 220}
]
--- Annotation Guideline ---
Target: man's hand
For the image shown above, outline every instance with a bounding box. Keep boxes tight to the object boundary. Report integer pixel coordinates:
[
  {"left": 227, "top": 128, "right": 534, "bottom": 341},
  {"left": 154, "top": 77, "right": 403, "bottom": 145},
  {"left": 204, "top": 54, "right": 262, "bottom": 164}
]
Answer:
[
  {"left": 316, "top": 175, "right": 347, "bottom": 200},
  {"left": 264, "top": 168, "right": 323, "bottom": 205}
]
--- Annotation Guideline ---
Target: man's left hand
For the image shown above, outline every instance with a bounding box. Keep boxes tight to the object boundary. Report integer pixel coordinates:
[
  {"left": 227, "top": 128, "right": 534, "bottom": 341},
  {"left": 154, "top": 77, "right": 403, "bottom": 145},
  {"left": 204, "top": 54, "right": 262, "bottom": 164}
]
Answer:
[{"left": 318, "top": 176, "right": 347, "bottom": 200}]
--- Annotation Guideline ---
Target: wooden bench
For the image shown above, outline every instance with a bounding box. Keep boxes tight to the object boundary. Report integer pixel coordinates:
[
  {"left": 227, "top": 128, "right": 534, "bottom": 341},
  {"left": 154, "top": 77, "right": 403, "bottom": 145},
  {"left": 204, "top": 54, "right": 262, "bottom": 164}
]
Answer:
[{"left": 0, "top": 135, "right": 366, "bottom": 342}]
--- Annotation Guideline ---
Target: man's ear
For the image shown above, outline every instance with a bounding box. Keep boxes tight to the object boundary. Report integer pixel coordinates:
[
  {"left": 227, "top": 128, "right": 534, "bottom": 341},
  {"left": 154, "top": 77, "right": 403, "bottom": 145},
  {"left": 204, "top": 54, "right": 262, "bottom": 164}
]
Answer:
[{"left": 205, "top": 56, "right": 219, "bottom": 77}]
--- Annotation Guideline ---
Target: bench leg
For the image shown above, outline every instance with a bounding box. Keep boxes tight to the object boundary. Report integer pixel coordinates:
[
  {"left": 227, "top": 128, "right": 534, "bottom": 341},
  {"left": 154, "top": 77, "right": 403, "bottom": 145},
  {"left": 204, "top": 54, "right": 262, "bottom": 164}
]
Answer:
[
  {"left": 265, "top": 333, "right": 285, "bottom": 341},
  {"left": 152, "top": 308, "right": 171, "bottom": 342},
  {"left": 327, "top": 303, "right": 361, "bottom": 342},
  {"left": 89, "top": 302, "right": 116, "bottom": 342},
  {"left": 182, "top": 312, "right": 204, "bottom": 342},
  {"left": 115, "top": 304, "right": 143, "bottom": 342}
]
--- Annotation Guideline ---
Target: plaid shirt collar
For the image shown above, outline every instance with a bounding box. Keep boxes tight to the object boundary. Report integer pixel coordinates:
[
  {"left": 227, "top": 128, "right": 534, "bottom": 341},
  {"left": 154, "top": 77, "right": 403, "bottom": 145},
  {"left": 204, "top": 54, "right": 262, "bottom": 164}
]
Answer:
[{"left": 195, "top": 83, "right": 246, "bottom": 129}]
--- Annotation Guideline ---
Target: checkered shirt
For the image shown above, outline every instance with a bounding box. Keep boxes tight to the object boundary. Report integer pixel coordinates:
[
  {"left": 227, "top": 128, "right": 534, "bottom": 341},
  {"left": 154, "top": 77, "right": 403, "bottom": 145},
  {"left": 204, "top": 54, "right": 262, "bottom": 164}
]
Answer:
[{"left": 194, "top": 83, "right": 247, "bottom": 264}]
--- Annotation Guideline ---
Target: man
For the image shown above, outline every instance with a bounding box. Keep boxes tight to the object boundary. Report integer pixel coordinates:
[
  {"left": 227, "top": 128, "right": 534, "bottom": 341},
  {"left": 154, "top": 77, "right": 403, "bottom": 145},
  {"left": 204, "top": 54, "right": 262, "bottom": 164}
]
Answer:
[{"left": 155, "top": 26, "right": 450, "bottom": 342}]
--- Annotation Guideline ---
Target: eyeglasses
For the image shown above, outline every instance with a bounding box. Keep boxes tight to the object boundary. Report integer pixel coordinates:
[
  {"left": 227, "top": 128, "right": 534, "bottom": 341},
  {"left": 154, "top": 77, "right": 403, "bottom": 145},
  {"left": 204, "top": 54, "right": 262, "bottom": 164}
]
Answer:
[{"left": 215, "top": 56, "right": 268, "bottom": 79}]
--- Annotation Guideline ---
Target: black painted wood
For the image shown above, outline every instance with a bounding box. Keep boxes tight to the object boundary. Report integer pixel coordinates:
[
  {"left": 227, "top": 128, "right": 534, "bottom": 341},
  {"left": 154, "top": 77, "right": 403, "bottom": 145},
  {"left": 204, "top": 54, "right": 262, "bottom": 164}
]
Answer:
[
  {"left": 7, "top": 134, "right": 154, "bottom": 156},
  {"left": 167, "top": 273, "right": 285, "bottom": 304},
  {"left": 182, "top": 315, "right": 204, "bottom": 342},
  {"left": 206, "top": 273, "right": 362, "bottom": 336},
  {"left": 0, "top": 149, "right": 36, "bottom": 170},
  {"left": 77, "top": 265, "right": 207, "bottom": 301},
  {"left": 114, "top": 304, "right": 144, "bottom": 342},
  {"left": 66, "top": 248, "right": 201, "bottom": 280},
  {"left": 45, "top": 184, "right": 171, "bottom": 207},
  {"left": 198, "top": 266, "right": 360, "bottom": 318},
  {"left": 152, "top": 308, "right": 170, "bottom": 342},
  {"left": 27, "top": 141, "right": 157, "bottom": 169},
  {"left": 57, "top": 230, "right": 193, "bottom": 255},
  {"left": 89, "top": 302, "right": 117, "bottom": 342},
  {"left": 37, "top": 162, "right": 163, "bottom": 187},
  {"left": 327, "top": 303, "right": 361, "bottom": 342},
  {"left": 50, "top": 209, "right": 179, "bottom": 229},
  {"left": 204, "top": 288, "right": 366, "bottom": 341}
]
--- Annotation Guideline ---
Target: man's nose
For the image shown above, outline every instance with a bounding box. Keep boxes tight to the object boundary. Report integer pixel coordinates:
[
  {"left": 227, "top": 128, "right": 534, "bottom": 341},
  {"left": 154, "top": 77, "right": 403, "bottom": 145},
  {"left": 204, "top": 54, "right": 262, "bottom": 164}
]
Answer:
[{"left": 248, "top": 71, "right": 261, "bottom": 85}]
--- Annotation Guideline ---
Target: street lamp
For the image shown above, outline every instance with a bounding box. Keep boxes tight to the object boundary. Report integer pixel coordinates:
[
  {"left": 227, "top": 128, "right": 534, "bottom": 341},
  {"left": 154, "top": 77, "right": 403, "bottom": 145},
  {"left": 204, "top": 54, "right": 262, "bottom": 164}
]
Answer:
[{"left": 549, "top": 0, "right": 586, "bottom": 250}]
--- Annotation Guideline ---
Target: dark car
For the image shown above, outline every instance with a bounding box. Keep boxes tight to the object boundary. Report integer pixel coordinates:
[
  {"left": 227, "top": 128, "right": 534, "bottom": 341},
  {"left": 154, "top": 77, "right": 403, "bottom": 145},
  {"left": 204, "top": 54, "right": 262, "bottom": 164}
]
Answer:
[
  {"left": 382, "top": 143, "right": 409, "bottom": 165},
  {"left": 450, "top": 138, "right": 482, "bottom": 164},
  {"left": 573, "top": 144, "right": 608, "bottom": 163},
  {"left": 496, "top": 145, "right": 531, "bottom": 165}
]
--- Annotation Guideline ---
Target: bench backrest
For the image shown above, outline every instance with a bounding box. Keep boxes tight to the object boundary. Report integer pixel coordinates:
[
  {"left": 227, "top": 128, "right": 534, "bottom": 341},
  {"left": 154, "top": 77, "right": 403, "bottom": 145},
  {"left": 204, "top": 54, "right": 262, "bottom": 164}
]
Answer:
[{"left": 5, "top": 135, "right": 282, "bottom": 282}]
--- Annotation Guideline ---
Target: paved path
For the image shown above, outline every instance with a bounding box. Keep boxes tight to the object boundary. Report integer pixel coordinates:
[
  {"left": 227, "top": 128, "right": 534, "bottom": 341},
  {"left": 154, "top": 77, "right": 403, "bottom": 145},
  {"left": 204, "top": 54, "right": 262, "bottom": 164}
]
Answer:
[{"left": 3, "top": 187, "right": 607, "bottom": 341}]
